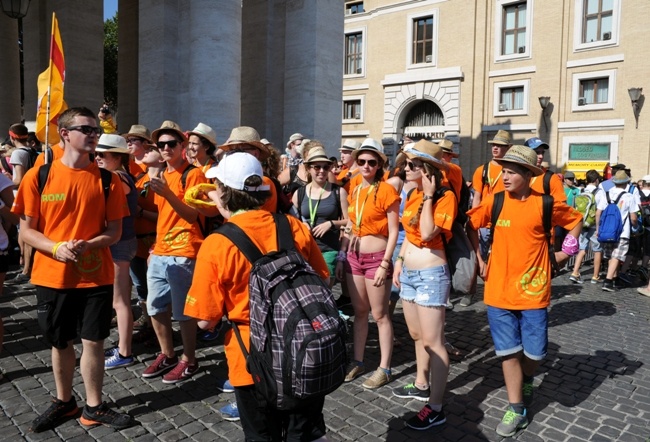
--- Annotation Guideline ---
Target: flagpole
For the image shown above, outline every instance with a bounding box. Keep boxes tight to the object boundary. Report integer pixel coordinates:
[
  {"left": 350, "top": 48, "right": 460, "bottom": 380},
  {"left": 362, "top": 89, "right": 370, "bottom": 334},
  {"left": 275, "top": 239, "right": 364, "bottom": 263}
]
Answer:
[{"left": 44, "top": 12, "right": 56, "bottom": 164}]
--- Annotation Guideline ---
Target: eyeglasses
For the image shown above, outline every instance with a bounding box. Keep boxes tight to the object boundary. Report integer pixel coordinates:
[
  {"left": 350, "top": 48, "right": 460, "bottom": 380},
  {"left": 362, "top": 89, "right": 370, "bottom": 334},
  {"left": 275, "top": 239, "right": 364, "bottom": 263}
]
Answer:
[
  {"left": 67, "top": 125, "right": 101, "bottom": 136},
  {"left": 95, "top": 152, "right": 105, "bottom": 158},
  {"left": 405, "top": 161, "right": 422, "bottom": 170},
  {"left": 310, "top": 164, "right": 331, "bottom": 172},
  {"left": 156, "top": 140, "right": 180, "bottom": 149},
  {"left": 356, "top": 159, "right": 378, "bottom": 168},
  {"left": 126, "top": 137, "right": 143, "bottom": 144}
]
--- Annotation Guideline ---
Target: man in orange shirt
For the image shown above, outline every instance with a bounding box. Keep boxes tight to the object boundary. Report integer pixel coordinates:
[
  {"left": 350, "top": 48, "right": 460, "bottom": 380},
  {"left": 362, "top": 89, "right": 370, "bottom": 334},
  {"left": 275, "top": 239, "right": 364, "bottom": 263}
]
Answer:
[
  {"left": 185, "top": 152, "right": 330, "bottom": 440},
  {"left": 467, "top": 145, "right": 582, "bottom": 437},
  {"left": 123, "top": 124, "right": 152, "bottom": 177},
  {"left": 12, "top": 107, "right": 134, "bottom": 432},
  {"left": 141, "top": 121, "right": 208, "bottom": 384},
  {"left": 334, "top": 138, "right": 361, "bottom": 193}
]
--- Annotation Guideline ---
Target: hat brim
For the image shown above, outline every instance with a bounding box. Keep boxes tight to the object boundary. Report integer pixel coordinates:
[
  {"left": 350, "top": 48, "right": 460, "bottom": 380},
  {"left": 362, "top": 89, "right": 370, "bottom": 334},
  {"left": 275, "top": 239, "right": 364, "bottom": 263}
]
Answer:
[
  {"left": 151, "top": 128, "right": 188, "bottom": 143},
  {"left": 403, "top": 151, "right": 446, "bottom": 169},
  {"left": 304, "top": 155, "right": 334, "bottom": 164},
  {"left": 495, "top": 158, "right": 543, "bottom": 176},
  {"left": 218, "top": 141, "right": 270, "bottom": 160},
  {"left": 187, "top": 131, "right": 216, "bottom": 147},
  {"left": 122, "top": 132, "right": 152, "bottom": 143},
  {"left": 612, "top": 178, "right": 631, "bottom": 184},
  {"left": 489, "top": 140, "right": 510, "bottom": 146},
  {"left": 352, "top": 147, "right": 387, "bottom": 164},
  {"left": 442, "top": 149, "right": 459, "bottom": 158},
  {"left": 95, "top": 145, "right": 131, "bottom": 154}
]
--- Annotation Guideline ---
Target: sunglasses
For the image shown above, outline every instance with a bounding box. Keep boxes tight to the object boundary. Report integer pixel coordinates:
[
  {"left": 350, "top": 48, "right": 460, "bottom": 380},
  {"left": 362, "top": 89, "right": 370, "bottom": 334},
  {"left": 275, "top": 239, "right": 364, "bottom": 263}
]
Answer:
[
  {"left": 156, "top": 140, "right": 180, "bottom": 149},
  {"left": 356, "top": 158, "right": 378, "bottom": 168},
  {"left": 310, "top": 164, "right": 331, "bottom": 171},
  {"left": 405, "top": 161, "right": 423, "bottom": 170},
  {"left": 95, "top": 152, "right": 106, "bottom": 158},
  {"left": 126, "top": 137, "right": 143, "bottom": 144},
  {"left": 67, "top": 125, "right": 101, "bottom": 136}
]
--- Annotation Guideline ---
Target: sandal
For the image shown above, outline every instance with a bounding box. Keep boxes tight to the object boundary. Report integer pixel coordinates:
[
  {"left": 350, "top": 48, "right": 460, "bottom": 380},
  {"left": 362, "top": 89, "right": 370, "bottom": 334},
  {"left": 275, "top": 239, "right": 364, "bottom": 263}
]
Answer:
[{"left": 445, "top": 341, "right": 463, "bottom": 358}]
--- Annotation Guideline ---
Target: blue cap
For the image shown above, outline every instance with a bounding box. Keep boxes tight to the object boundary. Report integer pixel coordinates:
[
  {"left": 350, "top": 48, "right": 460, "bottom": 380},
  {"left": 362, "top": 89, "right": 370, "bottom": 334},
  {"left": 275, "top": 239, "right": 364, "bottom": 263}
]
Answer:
[{"left": 524, "top": 137, "right": 549, "bottom": 150}]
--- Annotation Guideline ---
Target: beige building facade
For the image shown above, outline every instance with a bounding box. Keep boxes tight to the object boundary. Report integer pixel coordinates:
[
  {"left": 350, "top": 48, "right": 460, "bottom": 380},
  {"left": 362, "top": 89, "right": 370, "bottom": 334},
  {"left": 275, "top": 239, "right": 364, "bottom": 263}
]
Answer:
[{"left": 343, "top": 0, "right": 650, "bottom": 179}]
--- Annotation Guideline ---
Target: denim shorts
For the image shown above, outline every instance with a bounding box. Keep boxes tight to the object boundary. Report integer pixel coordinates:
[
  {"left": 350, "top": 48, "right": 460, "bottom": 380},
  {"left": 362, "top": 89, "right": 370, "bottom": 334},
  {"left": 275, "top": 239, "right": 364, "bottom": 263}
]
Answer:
[
  {"left": 486, "top": 306, "right": 548, "bottom": 360},
  {"left": 398, "top": 264, "right": 450, "bottom": 307},
  {"left": 110, "top": 237, "right": 137, "bottom": 263},
  {"left": 578, "top": 227, "right": 602, "bottom": 252},
  {"left": 345, "top": 250, "right": 393, "bottom": 280},
  {"left": 146, "top": 254, "right": 196, "bottom": 321}
]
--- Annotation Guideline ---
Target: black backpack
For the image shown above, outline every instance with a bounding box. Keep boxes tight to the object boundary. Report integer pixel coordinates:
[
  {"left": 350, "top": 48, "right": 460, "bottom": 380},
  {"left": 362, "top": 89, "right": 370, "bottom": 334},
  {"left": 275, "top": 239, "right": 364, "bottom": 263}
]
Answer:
[
  {"left": 18, "top": 147, "right": 38, "bottom": 171},
  {"left": 487, "top": 191, "right": 560, "bottom": 279},
  {"left": 217, "top": 214, "right": 348, "bottom": 410},
  {"left": 639, "top": 191, "right": 650, "bottom": 227}
]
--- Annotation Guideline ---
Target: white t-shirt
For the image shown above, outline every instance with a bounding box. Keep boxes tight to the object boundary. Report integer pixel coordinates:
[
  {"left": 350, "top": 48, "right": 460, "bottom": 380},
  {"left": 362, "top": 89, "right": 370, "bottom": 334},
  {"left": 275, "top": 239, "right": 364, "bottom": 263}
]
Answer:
[
  {"left": 596, "top": 187, "right": 639, "bottom": 239},
  {"left": 0, "top": 173, "right": 14, "bottom": 249}
]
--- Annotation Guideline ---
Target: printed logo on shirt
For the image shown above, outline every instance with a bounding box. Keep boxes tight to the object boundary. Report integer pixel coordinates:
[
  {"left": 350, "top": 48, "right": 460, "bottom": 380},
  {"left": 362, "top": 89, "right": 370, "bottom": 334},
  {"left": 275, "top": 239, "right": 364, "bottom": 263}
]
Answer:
[
  {"left": 496, "top": 219, "right": 510, "bottom": 227},
  {"left": 518, "top": 266, "right": 548, "bottom": 297},
  {"left": 41, "top": 193, "right": 65, "bottom": 202},
  {"left": 74, "top": 249, "right": 103, "bottom": 274},
  {"left": 436, "top": 213, "right": 452, "bottom": 223},
  {"left": 163, "top": 227, "right": 190, "bottom": 249}
]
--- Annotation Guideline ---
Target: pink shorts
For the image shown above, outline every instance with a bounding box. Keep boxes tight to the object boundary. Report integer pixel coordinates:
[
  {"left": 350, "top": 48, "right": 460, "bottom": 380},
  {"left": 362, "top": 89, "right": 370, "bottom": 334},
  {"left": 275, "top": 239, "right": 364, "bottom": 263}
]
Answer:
[{"left": 345, "top": 250, "right": 393, "bottom": 280}]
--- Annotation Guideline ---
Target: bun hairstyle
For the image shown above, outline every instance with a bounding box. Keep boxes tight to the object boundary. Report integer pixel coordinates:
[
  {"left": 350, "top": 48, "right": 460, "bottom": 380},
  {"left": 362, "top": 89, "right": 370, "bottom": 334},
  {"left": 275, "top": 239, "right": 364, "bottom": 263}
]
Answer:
[
  {"left": 408, "top": 162, "right": 444, "bottom": 228},
  {"left": 216, "top": 175, "right": 271, "bottom": 212}
]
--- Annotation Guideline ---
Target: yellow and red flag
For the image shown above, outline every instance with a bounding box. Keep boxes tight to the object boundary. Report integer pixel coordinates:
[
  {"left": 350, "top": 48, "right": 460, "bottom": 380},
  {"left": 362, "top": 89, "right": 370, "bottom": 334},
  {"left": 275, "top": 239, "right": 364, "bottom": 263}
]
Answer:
[{"left": 36, "top": 13, "right": 67, "bottom": 146}]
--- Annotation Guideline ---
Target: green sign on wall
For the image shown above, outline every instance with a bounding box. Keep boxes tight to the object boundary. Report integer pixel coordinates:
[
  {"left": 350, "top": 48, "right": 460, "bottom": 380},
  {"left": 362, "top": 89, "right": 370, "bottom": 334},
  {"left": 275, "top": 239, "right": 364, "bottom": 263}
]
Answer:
[{"left": 568, "top": 144, "right": 610, "bottom": 161}]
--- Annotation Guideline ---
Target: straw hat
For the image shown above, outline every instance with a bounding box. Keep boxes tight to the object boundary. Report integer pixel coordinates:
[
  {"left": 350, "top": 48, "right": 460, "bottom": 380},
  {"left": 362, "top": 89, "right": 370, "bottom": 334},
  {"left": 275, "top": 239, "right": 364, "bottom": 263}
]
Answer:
[
  {"left": 352, "top": 138, "right": 387, "bottom": 163},
  {"left": 438, "top": 139, "right": 458, "bottom": 158},
  {"left": 286, "top": 133, "right": 304, "bottom": 148},
  {"left": 96, "top": 134, "right": 130, "bottom": 154},
  {"left": 494, "top": 145, "right": 543, "bottom": 176},
  {"left": 489, "top": 130, "right": 512, "bottom": 146},
  {"left": 123, "top": 124, "right": 152, "bottom": 143},
  {"left": 612, "top": 170, "right": 631, "bottom": 184},
  {"left": 151, "top": 121, "right": 187, "bottom": 143},
  {"left": 303, "top": 147, "right": 333, "bottom": 164},
  {"left": 403, "top": 140, "right": 445, "bottom": 169},
  {"left": 340, "top": 139, "right": 361, "bottom": 151},
  {"left": 187, "top": 122, "right": 217, "bottom": 147},
  {"left": 218, "top": 126, "right": 270, "bottom": 160}
]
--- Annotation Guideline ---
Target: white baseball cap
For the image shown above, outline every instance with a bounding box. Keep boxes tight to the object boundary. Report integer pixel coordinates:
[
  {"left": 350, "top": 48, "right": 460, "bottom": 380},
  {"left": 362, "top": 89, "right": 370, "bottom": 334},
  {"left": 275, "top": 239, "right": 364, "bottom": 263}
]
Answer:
[{"left": 205, "top": 152, "right": 270, "bottom": 191}]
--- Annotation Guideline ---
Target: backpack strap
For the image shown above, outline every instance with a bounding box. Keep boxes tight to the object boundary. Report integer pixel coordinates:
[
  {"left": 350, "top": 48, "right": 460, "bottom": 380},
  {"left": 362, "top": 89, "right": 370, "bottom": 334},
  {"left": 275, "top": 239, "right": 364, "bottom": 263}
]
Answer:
[
  {"left": 543, "top": 170, "right": 553, "bottom": 195},
  {"left": 481, "top": 162, "right": 489, "bottom": 190},
  {"left": 99, "top": 168, "right": 112, "bottom": 202},
  {"left": 542, "top": 194, "right": 560, "bottom": 277},
  {"left": 37, "top": 163, "right": 52, "bottom": 196},
  {"left": 181, "top": 164, "right": 197, "bottom": 190},
  {"left": 488, "top": 191, "right": 505, "bottom": 250},
  {"left": 296, "top": 185, "right": 307, "bottom": 218},
  {"left": 217, "top": 222, "right": 264, "bottom": 264},
  {"left": 273, "top": 213, "right": 296, "bottom": 252}
]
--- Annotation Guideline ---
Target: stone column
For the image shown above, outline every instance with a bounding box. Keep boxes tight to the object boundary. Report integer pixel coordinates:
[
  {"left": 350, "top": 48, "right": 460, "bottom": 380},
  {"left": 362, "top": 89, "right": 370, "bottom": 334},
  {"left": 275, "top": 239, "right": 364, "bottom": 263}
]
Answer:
[
  {"left": 0, "top": 14, "right": 21, "bottom": 130},
  {"left": 118, "top": 0, "right": 139, "bottom": 130}
]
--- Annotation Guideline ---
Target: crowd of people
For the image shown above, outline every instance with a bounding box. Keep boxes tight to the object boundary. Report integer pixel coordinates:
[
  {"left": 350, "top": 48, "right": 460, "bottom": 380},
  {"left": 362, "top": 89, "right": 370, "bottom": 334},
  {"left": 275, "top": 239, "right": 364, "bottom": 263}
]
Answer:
[{"left": 1, "top": 108, "right": 648, "bottom": 440}]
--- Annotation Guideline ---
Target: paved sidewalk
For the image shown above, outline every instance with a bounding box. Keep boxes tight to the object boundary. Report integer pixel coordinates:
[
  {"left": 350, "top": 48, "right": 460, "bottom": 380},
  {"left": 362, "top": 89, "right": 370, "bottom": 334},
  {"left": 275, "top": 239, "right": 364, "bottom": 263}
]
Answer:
[{"left": 1, "top": 269, "right": 649, "bottom": 441}]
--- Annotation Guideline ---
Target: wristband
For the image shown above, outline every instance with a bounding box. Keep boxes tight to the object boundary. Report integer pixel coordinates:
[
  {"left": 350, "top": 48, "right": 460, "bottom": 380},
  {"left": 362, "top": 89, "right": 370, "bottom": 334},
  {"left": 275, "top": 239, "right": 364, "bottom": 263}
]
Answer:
[
  {"left": 52, "top": 241, "right": 66, "bottom": 258},
  {"left": 396, "top": 255, "right": 404, "bottom": 262},
  {"left": 329, "top": 220, "right": 335, "bottom": 230},
  {"left": 561, "top": 234, "right": 579, "bottom": 256},
  {"left": 336, "top": 251, "right": 348, "bottom": 262}
]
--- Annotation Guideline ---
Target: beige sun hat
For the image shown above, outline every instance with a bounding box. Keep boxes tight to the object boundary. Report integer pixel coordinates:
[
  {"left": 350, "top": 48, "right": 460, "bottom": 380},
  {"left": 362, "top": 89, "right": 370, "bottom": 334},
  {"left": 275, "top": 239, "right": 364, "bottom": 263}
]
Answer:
[
  {"left": 303, "top": 146, "right": 333, "bottom": 164},
  {"left": 187, "top": 122, "right": 217, "bottom": 147},
  {"left": 494, "top": 145, "right": 543, "bottom": 176},
  {"left": 352, "top": 138, "right": 387, "bottom": 163},
  {"left": 438, "top": 139, "right": 458, "bottom": 158},
  {"left": 218, "top": 126, "right": 270, "bottom": 160},
  {"left": 403, "top": 139, "right": 445, "bottom": 169},
  {"left": 340, "top": 138, "right": 361, "bottom": 151},
  {"left": 489, "top": 130, "right": 512, "bottom": 146},
  {"left": 286, "top": 133, "right": 304, "bottom": 148},
  {"left": 151, "top": 121, "right": 187, "bottom": 143},
  {"left": 123, "top": 124, "right": 152, "bottom": 143},
  {"left": 96, "top": 134, "right": 130, "bottom": 154}
]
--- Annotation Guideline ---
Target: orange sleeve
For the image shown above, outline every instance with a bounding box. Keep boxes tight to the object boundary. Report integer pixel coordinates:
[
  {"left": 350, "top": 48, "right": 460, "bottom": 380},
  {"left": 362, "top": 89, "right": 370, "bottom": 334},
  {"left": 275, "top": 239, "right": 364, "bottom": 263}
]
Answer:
[
  {"left": 260, "top": 176, "right": 278, "bottom": 212},
  {"left": 471, "top": 165, "right": 484, "bottom": 193},
  {"left": 467, "top": 193, "right": 494, "bottom": 230},
  {"left": 442, "top": 163, "right": 464, "bottom": 201}
]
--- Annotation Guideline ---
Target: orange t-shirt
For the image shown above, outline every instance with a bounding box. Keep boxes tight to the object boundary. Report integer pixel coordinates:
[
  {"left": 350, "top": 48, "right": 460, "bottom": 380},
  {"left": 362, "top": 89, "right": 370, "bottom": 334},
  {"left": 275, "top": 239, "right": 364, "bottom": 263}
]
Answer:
[
  {"left": 184, "top": 211, "right": 329, "bottom": 386},
  {"left": 129, "top": 159, "right": 146, "bottom": 178},
  {"left": 193, "top": 158, "right": 217, "bottom": 177},
  {"left": 337, "top": 167, "right": 359, "bottom": 194},
  {"left": 402, "top": 188, "right": 456, "bottom": 250},
  {"left": 472, "top": 162, "right": 504, "bottom": 199},
  {"left": 260, "top": 176, "right": 278, "bottom": 212},
  {"left": 33, "top": 143, "right": 64, "bottom": 168},
  {"left": 467, "top": 191, "right": 582, "bottom": 310},
  {"left": 347, "top": 170, "right": 389, "bottom": 193},
  {"left": 134, "top": 172, "right": 158, "bottom": 259},
  {"left": 152, "top": 163, "right": 208, "bottom": 257},
  {"left": 530, "top": 172, "right": 567, "bottom": 203},
  {"left": 12, "top": 161, "right": 128, "bottom": 289},
  {"left": 442, "top": 162, "right": 464, "bottom": 202},
  {"left": 347, "top": 181, "right": 400, "bottom": 237}
]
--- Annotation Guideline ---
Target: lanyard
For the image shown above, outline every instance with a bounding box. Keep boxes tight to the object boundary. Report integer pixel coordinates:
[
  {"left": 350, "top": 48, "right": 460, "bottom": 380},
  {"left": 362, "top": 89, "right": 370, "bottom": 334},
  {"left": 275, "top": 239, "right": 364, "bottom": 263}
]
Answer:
[
  {"left": 488, "top": 162, "right": 502, "bottom": 193},
  {"left": 354, "top": 183, "right": 375, "bottom": 232},
  {"left": 307, "top": 184, "right": 326, "bottom": 226}
]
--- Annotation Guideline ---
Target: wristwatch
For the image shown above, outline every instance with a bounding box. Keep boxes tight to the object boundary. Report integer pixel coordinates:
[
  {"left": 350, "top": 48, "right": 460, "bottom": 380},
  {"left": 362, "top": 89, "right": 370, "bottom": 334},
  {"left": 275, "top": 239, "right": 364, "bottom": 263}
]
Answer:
[{"left": 423, "top": 195, "right": 434, "bottom": 202}]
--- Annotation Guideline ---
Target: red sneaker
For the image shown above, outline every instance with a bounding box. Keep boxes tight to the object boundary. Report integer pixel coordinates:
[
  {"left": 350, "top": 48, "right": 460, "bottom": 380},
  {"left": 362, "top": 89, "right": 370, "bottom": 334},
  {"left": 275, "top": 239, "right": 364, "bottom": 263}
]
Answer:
[
  {"left": 141, "top": 353, "right": 178, "bottom": 378},
  {"left": 162, "top": 359, "right": 200, "bottom": 384}
]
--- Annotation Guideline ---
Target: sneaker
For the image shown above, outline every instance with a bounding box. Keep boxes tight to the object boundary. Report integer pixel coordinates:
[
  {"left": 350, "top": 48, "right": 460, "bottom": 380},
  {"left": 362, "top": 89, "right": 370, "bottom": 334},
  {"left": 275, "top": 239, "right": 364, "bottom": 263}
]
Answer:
[
  {"left": 362, "top": 367, "right": 392, "bottom": 389},
  {"left": 392, "top": 383, "right": 430, "bottom": 401},
  {"left": 31, "top": 397, "right": 79, "bottom": 433},
  {"left": 522, "top": 381, "right": 534, "bottom": 407},
  {"left": 590, "top": 276, "right": 602, "bottom": 284},
  {"left": 133, "top": 314, "right": 149, "bottom": 331},
  {"left": 344, "top": 362, "right": 365, "bottom": 383},
  {"left": 6, "top": 273, "right": 30, "bottom": 285},
  {"left": 445, "top": 300, "right": 454, "bottom": 310},
  {"left": 405, "top": 404, "right": 446, "bottom": 430},
  {"left": 219, "top": 402, "right": 240, "bottom": 421},
  {"left": 496, "top": 408, "right": 528, "bottom": 437},
  {"left": 162, "top": 359, "right": 199, "bottom": 384},
  {"left": 199, "top": 323, "right": 222, "bottom": 342},
  {"left": 105, "top": 353, "right": 135, "bottom": 370},
  {"left": 142, "top": 353, "right": 178, "bottom": 378},
  {"left": 602, "top": 280, "right": 615, "bottom": 292},
  {"left": 459, "top": 294, "right": 473, "bottom": 307},
  {"left": 79, "top": 402, "right": 135, "bottom": 430},
  {"left": 216, "top": 379, "right": 235, "bottom": 393},
  {"left": 104, "top": 347, "right": 119, "bottom": 358},
  {"left": 569, "top": 274, "right": 583, "bottom": 284}
]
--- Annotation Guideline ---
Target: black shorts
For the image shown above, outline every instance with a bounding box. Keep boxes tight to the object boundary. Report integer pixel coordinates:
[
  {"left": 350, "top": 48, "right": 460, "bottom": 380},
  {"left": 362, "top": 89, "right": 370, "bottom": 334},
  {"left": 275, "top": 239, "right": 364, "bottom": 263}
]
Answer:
[
  {"left": 36, "top": 285, "right": 113, "bottom": 349},
  {"left": 235, "top": 385, "right": 326, "bottom": 442},
  {"left": 0, "top": 248, "right": 9, "bottom": 274}
]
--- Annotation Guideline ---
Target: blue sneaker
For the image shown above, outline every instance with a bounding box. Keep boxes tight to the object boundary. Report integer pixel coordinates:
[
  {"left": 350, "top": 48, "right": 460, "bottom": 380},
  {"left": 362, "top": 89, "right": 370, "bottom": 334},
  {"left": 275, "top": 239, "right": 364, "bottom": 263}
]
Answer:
[
  {"left": 104, "top": 347, "right": 119, "bottom": 357},
  {"left": 199, "top": 323, "right": 222, "bottom": 342},
  {"left": 105, "top": 352, "right": 135, "bottom": 370},
  {"left": 219, "top": 402, "right": 239, "bottom": 421},
  {"left": 216, "top": 379, "right": 235, "bottom": 393}
]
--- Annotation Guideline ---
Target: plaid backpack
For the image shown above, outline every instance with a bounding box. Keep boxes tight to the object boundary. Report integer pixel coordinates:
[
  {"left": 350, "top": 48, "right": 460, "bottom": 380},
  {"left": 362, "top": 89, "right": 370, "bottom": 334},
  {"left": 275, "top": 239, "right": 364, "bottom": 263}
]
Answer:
[{"left": 217, "top": 214, "right": 347, "bottom": 410}]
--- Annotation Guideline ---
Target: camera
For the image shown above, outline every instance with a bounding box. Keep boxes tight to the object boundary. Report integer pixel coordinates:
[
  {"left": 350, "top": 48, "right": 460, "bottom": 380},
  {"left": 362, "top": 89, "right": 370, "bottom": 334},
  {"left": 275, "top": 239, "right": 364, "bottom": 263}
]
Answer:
[{"left": 101, "top": 106, "right": 110, "bottom": 114}]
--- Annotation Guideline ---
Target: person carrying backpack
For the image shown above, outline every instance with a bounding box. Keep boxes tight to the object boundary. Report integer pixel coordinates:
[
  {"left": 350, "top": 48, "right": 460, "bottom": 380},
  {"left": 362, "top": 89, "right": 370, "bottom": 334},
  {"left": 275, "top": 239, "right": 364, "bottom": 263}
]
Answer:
[
  {"left": 184, "top": 153, "right": 334, "bottom": 441},
  {"left": 569, "top": 170, "right": 604, "bottom": 284},
  {"left": 596, "top": 170, "right": 639, "bottom": 292},
  {"left": 466, "top": 145, "right": 582, "bottom": 438}
]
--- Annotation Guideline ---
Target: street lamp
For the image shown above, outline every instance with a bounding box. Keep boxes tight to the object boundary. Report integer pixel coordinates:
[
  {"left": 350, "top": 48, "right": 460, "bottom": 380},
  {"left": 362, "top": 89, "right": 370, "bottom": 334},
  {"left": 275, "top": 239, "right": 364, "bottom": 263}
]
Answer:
[
  {"left": 1, "top": 0, "right": 31, "bottom": 124},
  {"left": 628, "top": 87, "right": 643, "bottom": 129}
]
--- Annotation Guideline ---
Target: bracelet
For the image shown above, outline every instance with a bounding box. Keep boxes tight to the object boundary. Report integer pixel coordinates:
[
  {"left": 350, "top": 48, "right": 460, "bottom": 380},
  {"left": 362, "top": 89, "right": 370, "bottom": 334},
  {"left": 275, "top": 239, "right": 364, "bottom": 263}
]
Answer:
[
  {"left": 382, "top": 258, "right": 391, "bottom": 264},
  {"left": 336, "top": 251, "right": 348, "bottom": 262},
  {"left": 396, "top": 255, "right": 404, "bottom": 262},
  {"left": 51, "top": 241, "right": 66, "bottom": 258},
  {"left": 329, "top": 220, "right": 335, "bottom": 230},
  {"left": 379, "top": 264, "right": 389, "bottom": 270}
]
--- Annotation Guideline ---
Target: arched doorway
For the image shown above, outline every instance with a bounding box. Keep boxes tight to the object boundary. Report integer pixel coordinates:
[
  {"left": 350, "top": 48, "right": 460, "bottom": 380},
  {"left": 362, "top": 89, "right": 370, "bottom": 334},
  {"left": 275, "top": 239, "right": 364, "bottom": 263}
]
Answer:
[{"left": 401, "top": 99, "right": 446, "bottom": 141}]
